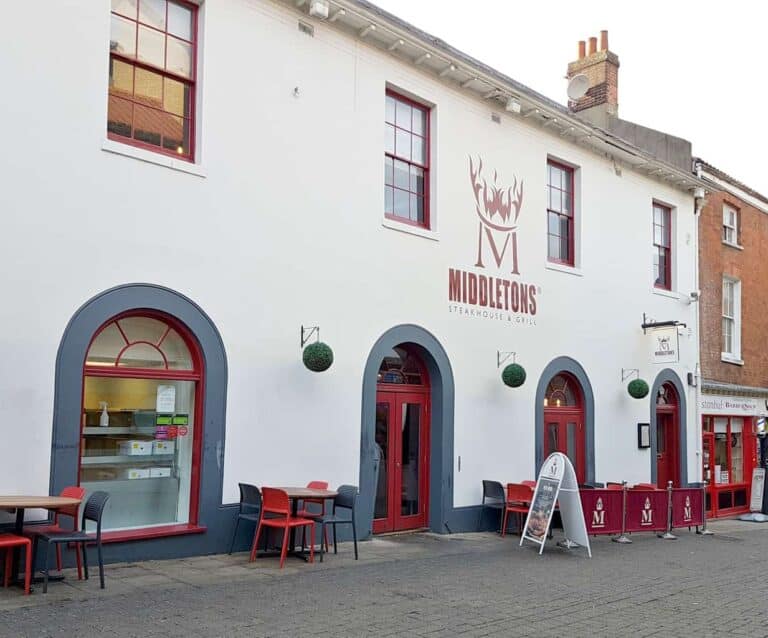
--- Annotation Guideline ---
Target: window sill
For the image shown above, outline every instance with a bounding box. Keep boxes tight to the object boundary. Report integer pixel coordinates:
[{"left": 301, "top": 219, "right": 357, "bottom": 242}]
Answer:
[
  {"left": 721, "top": 355, "right": 744, "bottom": 366},
  {"left": 722, "top": 240, "right": 744, "bottom": 251},
  {"left": 74, "top": 524, "right": 207, "bottom": 545},
  {"left": 382, "top": 218, "right": 439, "bottom": 241},
  {"left": 545, "top": 262, "right": 582, "bottom": 277},
  {"left": 102, "top": 139, "right": 207, "bottom": 178},
  {"left": 652, "top": 288, "right": 680, "bottom": 300}
]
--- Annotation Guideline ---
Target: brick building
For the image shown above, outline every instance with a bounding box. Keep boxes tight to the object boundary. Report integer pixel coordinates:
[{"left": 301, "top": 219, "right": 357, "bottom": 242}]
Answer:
[{"left": 696, "top": 159, "right": 768, "bottom": 516}]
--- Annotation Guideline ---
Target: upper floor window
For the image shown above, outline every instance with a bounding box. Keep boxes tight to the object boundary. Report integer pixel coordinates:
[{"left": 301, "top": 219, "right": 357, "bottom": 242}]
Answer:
[
  {"left": 547, "top": 161, "right": 575, "bottom": 266},
  {"left": 722, "top": 277, "right": 741, "bottom": 361},
  {"left": 723, "top": 203, "right": 739, "bottom": 245},
  {"left": 384, "top": 91, "right": 429, "bottom": 228},
  {"left": 653, "top": 203, "right": 672, "bottom": 290},
  {"left": 108, "top": 0, "right": 197, "bottom": 161}
]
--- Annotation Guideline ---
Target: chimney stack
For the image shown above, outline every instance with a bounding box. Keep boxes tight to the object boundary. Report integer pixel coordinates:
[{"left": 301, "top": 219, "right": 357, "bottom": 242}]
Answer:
[{"left": 566, "top": 30, "right": 619, "bottom": 117}]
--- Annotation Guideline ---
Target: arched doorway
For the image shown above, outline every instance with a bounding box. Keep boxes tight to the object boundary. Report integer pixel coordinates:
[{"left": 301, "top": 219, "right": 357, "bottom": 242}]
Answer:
[
  {"left": 542, "top": 372, "right": 586, "bottom": 483},
  {"left": 80, "top": 311, "right": 203, "bottom": 532},
  {"left": 655, "top": 382, "right": 680, "bottom": 488},
  {"left": 373, "top": 345, "right": 430, "bottom": 533}
]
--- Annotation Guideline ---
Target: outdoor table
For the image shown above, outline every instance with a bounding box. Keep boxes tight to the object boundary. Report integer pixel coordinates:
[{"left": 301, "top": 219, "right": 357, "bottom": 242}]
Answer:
[
  {"left": 0, "top": 495, "right": 82, "bottom": 587},
  {"left": 265, "top": 487, "right": 337, "bottom": 562}
]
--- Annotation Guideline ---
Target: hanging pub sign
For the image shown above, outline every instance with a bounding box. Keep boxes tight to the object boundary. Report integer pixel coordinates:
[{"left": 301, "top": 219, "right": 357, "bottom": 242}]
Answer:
[
  {"left": 521, "top": 452, "right": 591, "bottom": 557},
  {"left": 650, "top": 326, "right": 679, "bottom": 364}
]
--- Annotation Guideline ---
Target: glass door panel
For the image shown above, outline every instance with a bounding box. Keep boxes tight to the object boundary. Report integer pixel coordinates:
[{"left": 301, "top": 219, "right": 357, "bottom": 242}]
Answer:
[
  {"left": 374, "top": 401, "right": 390, "bottom": 523},
  {"left": 400, "top": 403, "right": 421, "bottom": 517}
]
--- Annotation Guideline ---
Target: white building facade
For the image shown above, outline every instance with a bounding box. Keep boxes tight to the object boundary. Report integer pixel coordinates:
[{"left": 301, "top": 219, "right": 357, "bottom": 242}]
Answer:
[{"left": 0, "top": 0, "right": 705, "bottom": 558}]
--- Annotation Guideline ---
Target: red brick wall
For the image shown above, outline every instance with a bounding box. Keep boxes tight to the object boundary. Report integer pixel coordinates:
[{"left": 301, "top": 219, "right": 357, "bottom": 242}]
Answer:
[{"left": 699, "top": 189, "right": 768, "bottom": 386}]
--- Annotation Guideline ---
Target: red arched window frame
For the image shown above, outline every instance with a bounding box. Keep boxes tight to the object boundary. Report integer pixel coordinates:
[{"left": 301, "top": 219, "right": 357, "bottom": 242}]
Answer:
[{"left": 81, "top": 310, "right": 205, "bottom": 537}]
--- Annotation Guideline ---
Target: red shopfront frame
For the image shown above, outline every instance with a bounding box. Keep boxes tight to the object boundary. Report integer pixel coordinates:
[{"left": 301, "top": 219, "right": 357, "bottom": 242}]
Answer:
[
  {"left": 702, "top": 415, "right": 756, "bottom": 518},
  {"left": 79, "top": 310, "right": 205, "bottom": 541}
]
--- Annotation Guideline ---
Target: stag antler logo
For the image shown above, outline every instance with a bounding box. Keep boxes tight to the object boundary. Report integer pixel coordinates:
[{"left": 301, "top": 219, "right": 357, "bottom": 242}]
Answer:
[
  {"left": 658, "top": 336, "right": 670, "bottom": 352},
  {"left": 469, "top": 157, "right": 524, "bottom": 274}
]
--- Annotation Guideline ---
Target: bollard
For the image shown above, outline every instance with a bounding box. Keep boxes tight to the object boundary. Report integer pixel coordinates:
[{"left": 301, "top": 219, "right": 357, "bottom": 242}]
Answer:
[
  {"left": 612, "top": 481, "right": 632, "bottom": 544},
  {"left": 696, "top": 482, "right": 714, "bottom": 536},
  {"left": 659, "top": 480, "right": 677, "bottom": 540}
]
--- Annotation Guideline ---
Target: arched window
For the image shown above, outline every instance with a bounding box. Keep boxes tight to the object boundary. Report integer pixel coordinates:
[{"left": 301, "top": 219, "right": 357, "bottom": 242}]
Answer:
[
  {"left": 544, "top": 374, "right": 580, "bottom": 408},
  {"left": 543, "top": 372, "right": 585, "bottom": 482},
  {"left": 377, "top": 346, "right": 426, "bottom": 386},
  {"left": 80, "top": 311, "right": 202, "bottom": 533},
  {"left": 656, "top": 383, "right": 677, "bottom": 406}
]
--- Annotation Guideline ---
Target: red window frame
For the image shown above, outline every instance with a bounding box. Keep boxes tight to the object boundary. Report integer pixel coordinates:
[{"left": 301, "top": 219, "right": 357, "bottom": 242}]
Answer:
[
  {"left": 384, "top": 90, "right": 431, "bottom": 229},
  {"left": 701, "top": 415, "right": 755, "bottom": 518},
  {"left": 80, "top": 310, "right": 204, "bottom": 537},
  {"left": 546, "top": 160, "right": 575, "bottom": 266},
  {"left": 653, "top": 202, "right": 672, "bottom": 290},
  {"left": 108, "top": 0, "right": 198, "bottom": 161}
]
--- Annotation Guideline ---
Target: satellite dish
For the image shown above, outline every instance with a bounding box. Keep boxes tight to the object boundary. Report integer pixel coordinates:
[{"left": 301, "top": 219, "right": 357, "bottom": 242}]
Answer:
[{"left": 567, "top": 74, "right": 589, "bottom": 100}]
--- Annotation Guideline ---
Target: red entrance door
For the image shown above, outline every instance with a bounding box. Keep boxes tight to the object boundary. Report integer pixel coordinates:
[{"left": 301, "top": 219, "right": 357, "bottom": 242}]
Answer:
[
  {"left": 543, "top": 373, "right": 586, "bottom": 484},
  {"left": 655, "top": 383, "right": 680, "bottom": 488},
  {"left": 373, "top": 391, "right": 430, "bottom": 533},
  {"left": 543, "top": 413, "right": 585, "bottom": 484}
]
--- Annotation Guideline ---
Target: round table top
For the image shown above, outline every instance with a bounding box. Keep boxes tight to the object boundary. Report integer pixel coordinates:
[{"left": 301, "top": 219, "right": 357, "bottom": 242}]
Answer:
[
  {"left": 269, "top": 487, "right": 337, "bottom": 499},
  {"left": 0, "top": 496, "right": 82, "bottom": 509}
]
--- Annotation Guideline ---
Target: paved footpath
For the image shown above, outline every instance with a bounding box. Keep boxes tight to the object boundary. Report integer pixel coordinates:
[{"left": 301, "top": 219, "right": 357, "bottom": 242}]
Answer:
[{"left": 1, "top": 519, "right": 767, "bottom": 637}]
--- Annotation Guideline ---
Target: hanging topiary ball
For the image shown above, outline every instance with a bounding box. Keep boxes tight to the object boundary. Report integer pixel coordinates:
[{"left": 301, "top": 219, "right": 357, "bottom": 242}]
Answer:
[
  {"left": 501, "top": 363, "right": 526, "bottom": 388},
  {"left": 303, "top": 342, "right": 334, "bottom": 372},
  {"left": 628, "top": 378, "right": 649, "bottom": 399}
]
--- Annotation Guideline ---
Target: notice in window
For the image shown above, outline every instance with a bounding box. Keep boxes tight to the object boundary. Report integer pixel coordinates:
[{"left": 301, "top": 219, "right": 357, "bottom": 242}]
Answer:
[{"left": 156, "top": 384, "right": 176, "bottom": 413}]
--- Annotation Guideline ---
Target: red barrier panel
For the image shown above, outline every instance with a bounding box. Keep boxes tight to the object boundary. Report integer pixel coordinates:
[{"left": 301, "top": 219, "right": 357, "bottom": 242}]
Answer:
[
  {"left": 624, "top": 490, "right": 667, "bottom": 533},
  {"left": 580, "top": 490, "right": 623, "bottom": 535},
  {"left": 671, "top": 488, "right": 704, "bottom": 528}
]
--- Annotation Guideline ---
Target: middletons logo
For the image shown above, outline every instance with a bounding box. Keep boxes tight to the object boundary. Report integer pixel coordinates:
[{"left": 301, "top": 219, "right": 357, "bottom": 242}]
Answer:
[{"left": 448, "top": 156, "right": 540, "bottom": 323}]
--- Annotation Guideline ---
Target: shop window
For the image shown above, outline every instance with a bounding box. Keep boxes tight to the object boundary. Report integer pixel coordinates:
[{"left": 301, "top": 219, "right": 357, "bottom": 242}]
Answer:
[
  {"left": 653, "top": 202, "right": 672, "bottom": 290},
  {"left": 108, "top": 0, "right": 197, "bottom": 160},
  {"left": 384, "top": 91, "right": 430, "bottom": 228},
  {"left": 722, "top": 203, "right": 739, "bottom": 245},
  {"left": 713, "top": 417, "right": 744, "bottom": 484},
  {"left": 80, "top": 312, "right": 201, "bottom": 532},
  {"left": 722, "top": 278, "right": 741, "bottom": 361},
  {"left": 547, "top": 161, "right": 575, "bottom": 266}
]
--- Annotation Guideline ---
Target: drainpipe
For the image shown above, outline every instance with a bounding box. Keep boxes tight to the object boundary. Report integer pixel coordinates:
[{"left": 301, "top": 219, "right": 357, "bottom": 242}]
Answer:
[{"left": 692, "top": 168, "right": 706, "bottom": 487}]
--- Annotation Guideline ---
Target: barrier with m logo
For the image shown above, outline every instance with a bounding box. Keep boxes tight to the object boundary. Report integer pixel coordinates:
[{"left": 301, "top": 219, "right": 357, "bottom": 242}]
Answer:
[
  {"left": 624, "top": 490, "right": 667, "bottom": 533},
  {"left": 671, "top": 488, "right": 704, "bottom": 528},
  {"left": 580, "top": 490, "right": 623, "bottom": 535}
]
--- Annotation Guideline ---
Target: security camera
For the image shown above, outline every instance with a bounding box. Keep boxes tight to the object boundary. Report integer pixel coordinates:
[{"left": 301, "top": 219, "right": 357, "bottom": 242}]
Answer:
[{"left": 689, "top": 291, "right": 700, "bottom": 302}]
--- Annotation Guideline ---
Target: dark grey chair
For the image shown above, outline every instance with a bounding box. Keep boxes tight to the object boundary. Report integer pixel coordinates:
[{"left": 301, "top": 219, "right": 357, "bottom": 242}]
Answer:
[
  {"left": 229, "top": 483, "right": 262, "bottom": 555},
  {"left": 477, "top": 480, "right": 507, "bottom": 532},
  {"left": 316, "top": 485, "right": 358, "bottom": 562},
  {"left": 38, "top": 491, "right": 109, "bottom": 593}
]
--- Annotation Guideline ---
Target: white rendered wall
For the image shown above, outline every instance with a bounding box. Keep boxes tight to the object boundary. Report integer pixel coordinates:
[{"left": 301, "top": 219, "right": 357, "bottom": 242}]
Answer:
[{"left": 0, "top": 0, "right": 698, "bottom": 515}]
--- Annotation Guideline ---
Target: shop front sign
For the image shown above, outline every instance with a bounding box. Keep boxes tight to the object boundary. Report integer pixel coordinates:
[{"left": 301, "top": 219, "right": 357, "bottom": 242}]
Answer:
[
  {"left": 699, "top": 395, "right": 767, "bottom": 416},
  {"left": 448, "top": 156, "right": 540, "bottom": 326}
]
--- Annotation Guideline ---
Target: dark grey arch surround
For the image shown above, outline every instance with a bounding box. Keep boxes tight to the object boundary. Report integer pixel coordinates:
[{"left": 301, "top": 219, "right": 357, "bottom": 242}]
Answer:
[
  {"left": 649, "top": 369, "right": 688, "bottom": 486},
  {"left": 535, "top": 357, "right": 596, "bottom": 483},
  {"left": 359, "top": 325, "right": 455, "bottom": 537},
  {"left": 50, "top": 283, "right": 235, "bottom": 562}
]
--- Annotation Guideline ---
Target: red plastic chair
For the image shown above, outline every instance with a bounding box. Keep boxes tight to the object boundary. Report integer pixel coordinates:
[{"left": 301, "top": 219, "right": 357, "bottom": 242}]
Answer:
[
  {"left": 24, "top": 486, "right": 85, "bottom": 580},
  {"left": 503, "top": 483, "right": 533, "bottom": 537},
  {"left": 521, "top": 480, "right": 536, "bottom": 488},
  {"left": 250, "top": 488, "right": 315, "bottom": 568},
  {"left": 0, "top": 534, "right": 32, "bottom": 595},
  {"left": 606, "top": 483, "right": 624, "bottom": 490},
  {"left": 297, "top": 481, "right": 330, "bottom": 551}
]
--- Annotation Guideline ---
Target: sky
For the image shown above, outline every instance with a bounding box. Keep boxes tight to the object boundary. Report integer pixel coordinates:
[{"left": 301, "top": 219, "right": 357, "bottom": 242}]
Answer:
[{"left": 372, "top": 0, "right": 768, "bottom": 194}]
